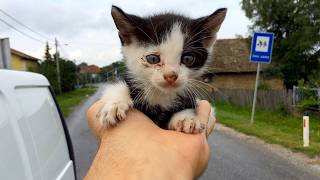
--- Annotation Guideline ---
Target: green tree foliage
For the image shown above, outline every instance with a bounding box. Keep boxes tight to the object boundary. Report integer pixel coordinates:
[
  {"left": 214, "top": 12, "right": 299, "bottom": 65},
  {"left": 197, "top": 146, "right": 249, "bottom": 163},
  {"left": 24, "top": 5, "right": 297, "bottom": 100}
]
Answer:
[
  {"left": 60, "top": 58, "right": 77, "bottom": 92},
  {"left": 242, "top": 0, "right": 320, "bottom": 88},
  {"left": 297, "top": 79, "right": 320, "bottom": 111},
  {"left": 39, "top": 45, "right": 77, "bottom": 93},
  {"left": 100, "top": 61, "right": 126, "bottom": 81},
  {"left": 39, "top": 58, "right": 77, "bottom": 93},
  {"left": 44, "top": 42, "right": 53, "bottom": 61},
  {"left": 39, "top": 60, "right": 58, "bottom": 92}
]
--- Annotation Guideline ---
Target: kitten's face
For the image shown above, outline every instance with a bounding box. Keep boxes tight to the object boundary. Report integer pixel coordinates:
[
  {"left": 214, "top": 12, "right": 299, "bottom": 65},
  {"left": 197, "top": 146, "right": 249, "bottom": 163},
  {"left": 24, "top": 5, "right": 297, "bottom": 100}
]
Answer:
[{"left": 111, "top": 6, "right": 226, "bottom": 94}]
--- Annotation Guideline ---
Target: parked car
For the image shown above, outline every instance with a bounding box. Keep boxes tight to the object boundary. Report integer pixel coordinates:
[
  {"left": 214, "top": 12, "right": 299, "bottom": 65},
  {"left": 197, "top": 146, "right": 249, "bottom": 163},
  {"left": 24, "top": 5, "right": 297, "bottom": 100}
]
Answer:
[{"left": 0, "top": 70, "right": 76, "bottom": 180}]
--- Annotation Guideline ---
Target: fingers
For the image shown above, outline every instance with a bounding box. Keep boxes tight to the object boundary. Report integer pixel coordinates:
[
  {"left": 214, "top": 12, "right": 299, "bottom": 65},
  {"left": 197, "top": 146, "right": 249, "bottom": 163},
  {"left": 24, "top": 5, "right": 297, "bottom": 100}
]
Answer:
[{"left": 196, "top": 100, "right": 216, "bottom": 137}]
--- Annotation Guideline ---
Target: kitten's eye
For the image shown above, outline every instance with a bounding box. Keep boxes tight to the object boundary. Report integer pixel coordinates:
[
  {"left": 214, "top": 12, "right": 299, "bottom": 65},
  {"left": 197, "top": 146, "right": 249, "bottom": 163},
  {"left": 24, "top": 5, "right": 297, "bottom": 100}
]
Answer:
[
  {"left": 146, "top": 54, "right": 160, "bottom": 64},
  {"left": 181, "top": 54, "right": 195, "bottom": 67}
]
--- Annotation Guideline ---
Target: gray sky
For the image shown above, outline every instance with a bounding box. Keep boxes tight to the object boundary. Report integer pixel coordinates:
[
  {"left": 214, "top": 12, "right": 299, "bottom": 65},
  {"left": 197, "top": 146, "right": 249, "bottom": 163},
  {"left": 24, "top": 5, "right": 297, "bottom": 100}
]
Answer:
[{"left": 0, "top": 0, "right": 251, "bottom": 67}]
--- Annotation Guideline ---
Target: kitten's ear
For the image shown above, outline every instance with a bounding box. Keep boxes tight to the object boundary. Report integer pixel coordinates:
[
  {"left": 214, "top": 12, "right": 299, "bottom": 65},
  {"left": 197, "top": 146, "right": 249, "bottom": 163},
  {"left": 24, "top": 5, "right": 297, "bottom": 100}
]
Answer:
[
  {"left": 111, "top": 5, "right": 136, "bottom": 44},
  {"left": 196, "top": 8, "right": 227, "bottom": 47}
]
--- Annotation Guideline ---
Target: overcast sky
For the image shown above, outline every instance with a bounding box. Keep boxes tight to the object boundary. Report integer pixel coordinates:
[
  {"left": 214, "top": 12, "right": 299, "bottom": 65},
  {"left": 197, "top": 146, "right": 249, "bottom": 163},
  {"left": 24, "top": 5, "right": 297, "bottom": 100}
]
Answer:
[{"left": 0, "top": 0, "right": 251, "bottom": 67}]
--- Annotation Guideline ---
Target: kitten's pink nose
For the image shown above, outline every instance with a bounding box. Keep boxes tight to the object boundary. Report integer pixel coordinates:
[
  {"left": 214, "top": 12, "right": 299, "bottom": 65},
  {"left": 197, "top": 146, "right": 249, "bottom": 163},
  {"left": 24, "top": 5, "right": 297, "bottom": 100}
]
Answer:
[{"left": 163, "top": 72, "right": 178, "bottom": 84}]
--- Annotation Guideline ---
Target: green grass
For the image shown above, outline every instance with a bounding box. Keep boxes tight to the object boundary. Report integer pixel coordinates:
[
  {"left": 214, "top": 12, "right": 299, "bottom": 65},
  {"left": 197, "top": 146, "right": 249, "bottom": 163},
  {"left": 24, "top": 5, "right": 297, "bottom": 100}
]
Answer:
[
  {"left": 214, "top": 101, "right": 320, "bottom": 157},
  {"left": 56, "top": 86, "right": 97, "bottom": 118}
]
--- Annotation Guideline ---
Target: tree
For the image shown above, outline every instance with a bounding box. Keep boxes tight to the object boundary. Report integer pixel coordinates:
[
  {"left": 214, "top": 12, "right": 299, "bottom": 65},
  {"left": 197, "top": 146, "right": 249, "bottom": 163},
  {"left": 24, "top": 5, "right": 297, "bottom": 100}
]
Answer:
[
  {"left": 44, "top": 42, "right": 53, "bottom": 61},
  {"left": 100, "top": 61, "right": 126, "bottom": 81},
  {"left": 39, "top": 60, "right": 58, "bottom": 92},
  {"left": 59, "top": 58, "right": 77, "bottom": 92},
  {"left": 242, "top": 0, "right": 320, "bottom": 88}
]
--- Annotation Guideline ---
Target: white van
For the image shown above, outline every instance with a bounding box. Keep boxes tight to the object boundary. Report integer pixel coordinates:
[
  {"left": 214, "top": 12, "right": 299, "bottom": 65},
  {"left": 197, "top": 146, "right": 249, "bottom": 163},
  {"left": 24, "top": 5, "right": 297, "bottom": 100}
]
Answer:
[{"left": 0, "top": 70, "right": 76, "bottom": 180}]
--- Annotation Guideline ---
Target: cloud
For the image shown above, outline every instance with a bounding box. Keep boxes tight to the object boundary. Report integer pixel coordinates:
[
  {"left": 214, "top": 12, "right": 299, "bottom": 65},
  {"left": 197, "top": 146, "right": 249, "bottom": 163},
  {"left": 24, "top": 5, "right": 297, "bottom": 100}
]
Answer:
[
  {"left": 69, "top": 50, "right": 83, "bottom": 60},
  {"left": 0, "top": 0, "right": 250, "bottom": 67}
]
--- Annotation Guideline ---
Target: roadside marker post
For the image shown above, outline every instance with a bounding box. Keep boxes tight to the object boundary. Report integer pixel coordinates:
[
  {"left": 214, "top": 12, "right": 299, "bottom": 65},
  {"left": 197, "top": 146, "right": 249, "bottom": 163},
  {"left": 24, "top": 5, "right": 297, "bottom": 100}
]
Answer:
[
  {"left": 249, "top": 32, "right": 274, "bottom": 124},
  {"left": 303, "top": 112, "right": 309, "bottom": 147}
]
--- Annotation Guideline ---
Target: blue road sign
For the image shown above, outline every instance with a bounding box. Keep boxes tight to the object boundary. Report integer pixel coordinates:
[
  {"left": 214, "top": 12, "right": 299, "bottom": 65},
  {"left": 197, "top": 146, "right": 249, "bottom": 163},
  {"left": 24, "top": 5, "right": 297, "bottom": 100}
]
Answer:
[{"left": 250, "top": 32, "right": 274, "bottom": 64}]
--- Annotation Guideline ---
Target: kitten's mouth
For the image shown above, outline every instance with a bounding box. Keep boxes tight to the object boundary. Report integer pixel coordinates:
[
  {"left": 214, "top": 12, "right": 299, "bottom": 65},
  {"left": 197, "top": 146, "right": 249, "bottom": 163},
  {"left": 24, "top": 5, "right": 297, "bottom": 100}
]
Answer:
[
  {"left": 157, "top": 81, "right": 182, "bottom": 91},
  {"left": 159, "top": 82, "right": 179, "bottom": 88}
]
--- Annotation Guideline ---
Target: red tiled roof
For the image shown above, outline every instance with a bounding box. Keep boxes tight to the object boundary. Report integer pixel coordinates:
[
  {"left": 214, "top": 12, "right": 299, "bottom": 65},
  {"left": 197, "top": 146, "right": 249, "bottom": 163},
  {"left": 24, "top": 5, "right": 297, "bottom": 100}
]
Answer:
[{"left": 79, "top": 65, "right": 101, "bottom": 74}]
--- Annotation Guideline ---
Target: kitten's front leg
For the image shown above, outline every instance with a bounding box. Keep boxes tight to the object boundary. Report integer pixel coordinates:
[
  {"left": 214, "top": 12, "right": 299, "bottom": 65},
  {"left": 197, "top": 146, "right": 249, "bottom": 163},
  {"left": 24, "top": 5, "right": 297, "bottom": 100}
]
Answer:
[
  {"left": 97, "top": 82, "right": 133, "bottom": 127},
  {"left": 168, "top": 107, "right": 216, "bottom": 134}
]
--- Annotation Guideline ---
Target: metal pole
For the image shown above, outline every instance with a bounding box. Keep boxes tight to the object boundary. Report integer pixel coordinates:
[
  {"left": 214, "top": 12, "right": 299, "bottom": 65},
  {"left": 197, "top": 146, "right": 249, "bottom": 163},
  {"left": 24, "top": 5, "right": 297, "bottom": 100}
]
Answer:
[
  {"left": 0, "top": 38, "right": 11, "bottom": 69},
  {"left": 251, "top": 63, "right": 261, "bottom": 124},
  {"left": 54, "top": 38, "right": 62, "bottom": 94}
]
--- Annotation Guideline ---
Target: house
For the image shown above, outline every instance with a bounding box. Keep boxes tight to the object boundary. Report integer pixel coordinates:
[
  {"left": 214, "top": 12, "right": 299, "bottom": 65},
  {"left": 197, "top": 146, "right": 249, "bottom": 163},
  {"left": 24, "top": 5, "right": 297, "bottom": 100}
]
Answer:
[
  {"left": 79, "top": 64, "right": 101, "bottom": 76},
  {"left": 206, "top": 39, "right": 284, "bottom": 90},
  {"left": 78, "top": 64, "right": 101, "bottom": 83},
  {"left": 11, "top": 49, "right": 39, "bottom": 71}
]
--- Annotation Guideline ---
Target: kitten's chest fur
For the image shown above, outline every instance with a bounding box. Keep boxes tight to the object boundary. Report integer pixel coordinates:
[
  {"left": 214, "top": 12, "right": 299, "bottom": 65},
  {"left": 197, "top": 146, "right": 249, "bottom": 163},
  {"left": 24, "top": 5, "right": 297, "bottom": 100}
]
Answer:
[{"left": 124, "top": 75, "right": 195, "bottom": 128}]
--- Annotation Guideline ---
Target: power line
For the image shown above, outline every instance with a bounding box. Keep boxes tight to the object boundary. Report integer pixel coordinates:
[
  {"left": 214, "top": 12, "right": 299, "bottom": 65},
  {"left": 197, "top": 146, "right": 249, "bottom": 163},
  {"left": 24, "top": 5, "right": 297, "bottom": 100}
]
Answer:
[
  {"left": 0, "top": 9, "right": 54, "bottom": 43},
  {"left": 0, "top": 9, "right": 116, "bottom": 49},
  {"left": 0, "top": 18, "right": 47, "bottom": 44}
]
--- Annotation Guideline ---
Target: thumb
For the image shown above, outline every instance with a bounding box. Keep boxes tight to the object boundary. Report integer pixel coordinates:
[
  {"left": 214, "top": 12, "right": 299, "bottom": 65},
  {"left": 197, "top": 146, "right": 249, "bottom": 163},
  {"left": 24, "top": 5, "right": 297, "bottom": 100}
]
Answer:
[{"left": 196, "top": 100, "right": 216, "bottom": 137}]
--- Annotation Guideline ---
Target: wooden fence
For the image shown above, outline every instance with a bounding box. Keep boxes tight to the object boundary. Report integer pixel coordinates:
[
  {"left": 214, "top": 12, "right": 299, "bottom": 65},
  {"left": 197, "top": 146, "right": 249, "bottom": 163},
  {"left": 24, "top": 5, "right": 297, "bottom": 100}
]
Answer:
[{"left": 213, "top": 89, "right": 293, "bottom": 111}]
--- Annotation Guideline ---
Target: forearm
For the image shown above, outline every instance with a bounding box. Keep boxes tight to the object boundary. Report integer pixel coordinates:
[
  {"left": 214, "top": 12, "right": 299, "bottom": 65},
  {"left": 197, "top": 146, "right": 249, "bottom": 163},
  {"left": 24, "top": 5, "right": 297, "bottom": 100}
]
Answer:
[{"left": 85, "top": 110, "right": 194, "bottom": 180}]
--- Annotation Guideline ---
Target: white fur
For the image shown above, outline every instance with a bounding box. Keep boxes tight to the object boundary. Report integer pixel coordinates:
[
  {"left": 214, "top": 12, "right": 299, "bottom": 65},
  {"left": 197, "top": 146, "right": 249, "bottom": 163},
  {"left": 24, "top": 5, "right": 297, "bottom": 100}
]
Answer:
[
  {"left": 121, "top": 23, "right": 218, "bottom": 109},
  {"left": 97, "top": 82, "right": 133, "bottom": 126},
  {"left": 98, "top": 23, "right": 218, "bottom": 127},
  {"left": 159, "top": 24, "right": 184, "bottom": 66},
  {"left": 168, "top": 109, "right": 203, "bottom": 133},
  {"left": 168, "top": 106, "right": 216, "bottom": 134},
  {"left": 122, "top": 23, "right": 191, "bottom": 108}
]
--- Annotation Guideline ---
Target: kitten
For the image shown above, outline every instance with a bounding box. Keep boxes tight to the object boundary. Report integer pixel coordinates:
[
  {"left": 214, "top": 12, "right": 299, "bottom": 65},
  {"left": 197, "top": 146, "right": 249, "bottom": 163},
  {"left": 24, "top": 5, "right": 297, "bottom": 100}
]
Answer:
[{"left": 97, "top": 5, "right": 226, "bottom": 133}]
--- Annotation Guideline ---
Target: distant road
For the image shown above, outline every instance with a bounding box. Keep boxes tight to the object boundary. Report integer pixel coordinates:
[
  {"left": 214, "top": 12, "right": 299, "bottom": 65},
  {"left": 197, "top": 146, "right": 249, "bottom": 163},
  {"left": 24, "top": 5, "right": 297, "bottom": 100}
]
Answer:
[
  {"left": 67, "top": 84, "right": 320, "bottom": 180},
  {"left": 66, "top": 84, "right": 104, "bottom": 179}
]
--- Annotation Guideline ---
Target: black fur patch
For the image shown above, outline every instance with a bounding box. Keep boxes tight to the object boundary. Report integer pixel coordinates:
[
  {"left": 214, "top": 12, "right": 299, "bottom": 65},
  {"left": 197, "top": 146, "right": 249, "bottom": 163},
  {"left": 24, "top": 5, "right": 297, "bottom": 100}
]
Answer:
[
  {"left": 111, "top": 5, "right": 226, "bottom": 70},
  {"left": 112, "top": 6, "right": 226, "bottom": 128},
  {"left": 124, "top": 74, "right": 195, "bottom": 128}
]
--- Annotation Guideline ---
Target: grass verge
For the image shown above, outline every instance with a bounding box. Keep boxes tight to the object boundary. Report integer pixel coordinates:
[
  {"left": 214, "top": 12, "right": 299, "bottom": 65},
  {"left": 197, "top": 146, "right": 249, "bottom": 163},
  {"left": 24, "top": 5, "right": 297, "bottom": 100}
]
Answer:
[
  {"left": 56, "top": 86, "right": 97, "bottom": 118},
  {"left": 214, "top": 101, "right": 320, "bottom": 157}
]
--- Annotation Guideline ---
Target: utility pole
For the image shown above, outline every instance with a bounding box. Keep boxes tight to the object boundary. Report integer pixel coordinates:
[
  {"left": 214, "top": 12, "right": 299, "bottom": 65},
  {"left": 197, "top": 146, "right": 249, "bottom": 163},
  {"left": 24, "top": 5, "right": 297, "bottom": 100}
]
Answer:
[{"left": 54, "top": 38, "right": 62, "bottom": 94}]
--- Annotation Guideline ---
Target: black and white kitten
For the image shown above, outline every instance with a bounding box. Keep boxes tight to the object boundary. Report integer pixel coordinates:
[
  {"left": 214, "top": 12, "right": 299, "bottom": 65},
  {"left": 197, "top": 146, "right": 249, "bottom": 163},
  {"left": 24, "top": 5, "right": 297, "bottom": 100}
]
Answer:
[{"left": 97, "top": 6, "right": 226, "bottom": 133}]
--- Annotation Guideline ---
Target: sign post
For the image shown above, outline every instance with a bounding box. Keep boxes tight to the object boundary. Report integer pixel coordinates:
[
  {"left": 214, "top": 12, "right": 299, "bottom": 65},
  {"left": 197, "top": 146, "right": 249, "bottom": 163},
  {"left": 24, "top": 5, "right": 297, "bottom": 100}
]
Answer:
[{"left": 250, "top": 32, "right": 274, "bottom": 124}]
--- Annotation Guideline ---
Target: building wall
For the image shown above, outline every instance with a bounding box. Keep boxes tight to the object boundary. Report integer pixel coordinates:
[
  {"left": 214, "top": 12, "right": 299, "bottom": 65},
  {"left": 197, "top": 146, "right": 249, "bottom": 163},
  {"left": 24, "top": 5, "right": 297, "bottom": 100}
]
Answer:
[
  {"left": 210, "top": 73, "right": 284, "bottom": 90},
  {"left": 11, "top": 54, "right": 26, "bottom": 71},
  {"left": 11, "top": 54, "right": 38, "bottom": 71}
]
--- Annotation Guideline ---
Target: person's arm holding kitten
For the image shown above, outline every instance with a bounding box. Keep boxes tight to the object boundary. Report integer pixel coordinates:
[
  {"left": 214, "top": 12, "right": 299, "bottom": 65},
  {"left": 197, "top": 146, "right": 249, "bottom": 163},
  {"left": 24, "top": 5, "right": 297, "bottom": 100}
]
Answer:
[{"left": 85, "top": 100, "right": 215, "bottom": 180}]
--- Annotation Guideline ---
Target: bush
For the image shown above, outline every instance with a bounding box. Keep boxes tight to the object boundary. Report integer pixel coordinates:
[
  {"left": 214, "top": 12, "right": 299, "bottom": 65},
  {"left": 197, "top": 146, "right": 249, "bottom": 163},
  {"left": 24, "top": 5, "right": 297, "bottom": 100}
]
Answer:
[
  {"left": 39, "top": 59, "right": 77, "bottom": 94},
  {"left": 297, "top": 80, "right": 320, "bottom": 111}
]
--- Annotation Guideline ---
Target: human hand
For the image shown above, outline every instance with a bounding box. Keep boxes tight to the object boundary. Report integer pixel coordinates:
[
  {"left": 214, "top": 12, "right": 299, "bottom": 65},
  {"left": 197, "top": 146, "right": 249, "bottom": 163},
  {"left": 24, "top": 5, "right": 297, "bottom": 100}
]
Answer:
[{"left": 85, "top": 100, "right": 215, "bottom": 180}]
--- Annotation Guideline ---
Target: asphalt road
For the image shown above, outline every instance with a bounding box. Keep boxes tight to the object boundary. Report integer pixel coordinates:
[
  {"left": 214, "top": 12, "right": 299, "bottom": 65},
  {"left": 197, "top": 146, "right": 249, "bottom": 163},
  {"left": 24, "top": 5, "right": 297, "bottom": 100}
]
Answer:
[{"left": 67, "top": 84, "right": 319, "bottom": 180}]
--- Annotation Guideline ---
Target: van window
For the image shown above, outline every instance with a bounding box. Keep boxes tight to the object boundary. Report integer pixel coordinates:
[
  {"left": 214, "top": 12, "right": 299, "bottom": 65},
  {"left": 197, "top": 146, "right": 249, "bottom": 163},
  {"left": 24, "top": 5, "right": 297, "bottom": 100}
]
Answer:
[
  {"left": 0, "top": 92, "right": 28, "bottom": 180},
  {"left": 15, "top": 87, "right": 71, "bottom": 180}
]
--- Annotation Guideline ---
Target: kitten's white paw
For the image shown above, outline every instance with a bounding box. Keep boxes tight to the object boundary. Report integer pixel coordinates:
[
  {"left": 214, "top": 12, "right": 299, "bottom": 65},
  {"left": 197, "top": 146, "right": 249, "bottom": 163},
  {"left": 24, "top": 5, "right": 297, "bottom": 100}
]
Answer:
[
  {"left": 97, "top": 99, "right": 133, "bottom": 127},
  {"left": 168, "top": 109, "right": 205, "bottom": 134}
]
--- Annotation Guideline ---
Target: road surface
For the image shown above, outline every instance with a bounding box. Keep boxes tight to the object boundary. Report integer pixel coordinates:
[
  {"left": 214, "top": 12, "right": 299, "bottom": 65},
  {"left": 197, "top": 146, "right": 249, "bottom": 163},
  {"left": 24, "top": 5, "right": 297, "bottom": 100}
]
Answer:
[{"left": 67, "top": 84, "right": 319, "bottom": 179}]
